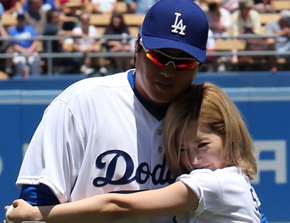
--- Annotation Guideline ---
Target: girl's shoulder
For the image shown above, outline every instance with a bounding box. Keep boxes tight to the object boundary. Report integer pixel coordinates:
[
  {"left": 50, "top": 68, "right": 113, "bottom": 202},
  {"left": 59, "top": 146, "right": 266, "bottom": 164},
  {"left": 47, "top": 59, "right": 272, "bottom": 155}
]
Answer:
[{"left": 184, "top": 166, "right": 246, "bottom": 185}]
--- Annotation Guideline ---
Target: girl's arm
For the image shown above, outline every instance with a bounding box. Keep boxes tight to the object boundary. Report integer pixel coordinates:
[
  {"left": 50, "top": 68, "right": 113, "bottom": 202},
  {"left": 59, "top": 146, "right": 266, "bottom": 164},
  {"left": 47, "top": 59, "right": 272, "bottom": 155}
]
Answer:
[{"left": 6, "top": 181, "right": 199, "bottom": 223}]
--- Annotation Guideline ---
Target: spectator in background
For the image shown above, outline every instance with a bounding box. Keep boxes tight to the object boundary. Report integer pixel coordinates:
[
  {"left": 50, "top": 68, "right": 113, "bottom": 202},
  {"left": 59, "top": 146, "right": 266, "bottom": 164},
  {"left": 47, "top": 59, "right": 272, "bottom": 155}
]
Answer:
[
  {"left": 265, "top": 9, "right": 290, "bottom": 73},
  {"left": 238, "top": 24, "right": 266, "bottom": 71},
  {"left": 24, "top": 0, "right": 47, "bottom": 35},
  {"left": 71, "top": 12, "right": 107, "bottom": 75},
  {"left": 252, "top": 0, "right": 275, "bottom": 13},
  {"left": 125, "top": 0, "right": 158, "bottom": 14},
  {"left": 204, "top": 0, "right": 232, "bottom": 36},
  {"left": 1, "top": 0, "right": 17, "bottom": 15},
  {"left": 59, "top": 0, "right": 83, "bottom": 32},
  {"left": 42, "top": 9, "right": 80, "bottom": 74},
  {"left": 220, "top": 0, "right": 239, "bottom": 13},
  {"left": 43, "top": 9, "right": 63, "bottom": 49},
  {"left": 7, "top": 11, "right": 40, "bottom": 76},
  {"left": 22, "top": 0, "right": 58, "bottom": 12},
  {"left": 91, "top": 0, "right": 116, "bottom": 14},
  {"left": 0, "top": 2, "right": 14, "bottom": 75},
  {"left": 232, "top": 0, "right": 261, "bottom": 36},
  {"left": 0, "top": 2, "right": 6, "bottom": 38},
  {"left": 0, "top": 3, "right": 9, "bottom": 51},
  {"left": 102, "top": 10, "right": 132, "bottom": 72}
]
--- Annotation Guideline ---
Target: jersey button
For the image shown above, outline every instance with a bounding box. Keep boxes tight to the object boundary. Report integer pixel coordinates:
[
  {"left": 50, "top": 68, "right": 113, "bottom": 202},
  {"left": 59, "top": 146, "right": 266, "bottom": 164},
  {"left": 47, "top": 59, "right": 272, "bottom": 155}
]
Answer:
[
  {"left": 158, "top": 147, "right": 163, "bottom": 153},
  {"left": 158, "top": 130, "right": 163, "bottom": 135}
]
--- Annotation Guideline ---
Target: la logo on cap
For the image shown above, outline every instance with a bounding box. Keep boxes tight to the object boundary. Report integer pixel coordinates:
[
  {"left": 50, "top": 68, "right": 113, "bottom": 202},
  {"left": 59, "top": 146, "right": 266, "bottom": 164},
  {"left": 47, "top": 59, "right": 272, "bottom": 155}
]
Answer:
[{"left": 171, "top": 12, "right": 186, "bottom": 36}]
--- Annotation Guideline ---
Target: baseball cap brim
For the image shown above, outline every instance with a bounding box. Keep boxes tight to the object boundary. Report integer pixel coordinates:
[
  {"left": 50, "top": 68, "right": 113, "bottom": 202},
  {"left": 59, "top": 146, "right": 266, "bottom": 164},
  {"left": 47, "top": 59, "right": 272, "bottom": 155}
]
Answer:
[{"left": 141, "top": 29, "right": 206, "bottom": 62}]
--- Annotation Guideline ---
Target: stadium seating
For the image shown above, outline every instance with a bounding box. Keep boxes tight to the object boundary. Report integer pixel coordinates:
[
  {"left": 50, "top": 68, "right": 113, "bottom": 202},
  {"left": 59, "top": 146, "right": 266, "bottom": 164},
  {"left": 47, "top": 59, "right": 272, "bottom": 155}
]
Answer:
[
  {"left": 273, "top": 0, "right": 290, "bottom": 12},
  {"left": 1, "top": 0, "right": 290, "bottom": 73}
]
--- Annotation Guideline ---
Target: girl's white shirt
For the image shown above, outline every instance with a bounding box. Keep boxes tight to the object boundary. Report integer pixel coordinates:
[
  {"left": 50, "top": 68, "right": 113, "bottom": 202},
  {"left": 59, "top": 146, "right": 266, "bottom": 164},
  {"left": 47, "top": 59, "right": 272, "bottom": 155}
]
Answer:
[{"left": 176, "top": 166, "right": 261, "bottom": 222}]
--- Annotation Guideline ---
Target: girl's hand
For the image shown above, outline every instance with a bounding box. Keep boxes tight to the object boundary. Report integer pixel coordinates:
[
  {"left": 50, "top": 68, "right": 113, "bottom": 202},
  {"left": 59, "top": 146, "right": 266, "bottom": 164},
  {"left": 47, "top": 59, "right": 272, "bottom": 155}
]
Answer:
[{"left": 4, "top": 199, "right": 38, "bottom": 223}]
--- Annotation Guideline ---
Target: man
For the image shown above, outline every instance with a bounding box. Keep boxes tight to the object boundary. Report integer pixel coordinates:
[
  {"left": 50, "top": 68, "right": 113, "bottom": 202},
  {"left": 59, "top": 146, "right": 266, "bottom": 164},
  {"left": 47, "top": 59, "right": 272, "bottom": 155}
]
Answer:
[
  {"left": 22, "top": 0, "right": 58, "bottom": 12},
  {"left": 7, "top": 11, "right": 40, "bottom": 76},
  {"left": 265, "top": 9, "right": 290, "bottom": 73},
  {"left": 11, "top": 0, "right": 267, "bottom": 222},
  {"left": 0, "top": 2, "right": 13, "bottom": 76},
  {"left": 231, "top": 0, "right": 261, "bottom": 36},
  {"left": 24, "top": 0, "right": 47, "bottom": 35}
]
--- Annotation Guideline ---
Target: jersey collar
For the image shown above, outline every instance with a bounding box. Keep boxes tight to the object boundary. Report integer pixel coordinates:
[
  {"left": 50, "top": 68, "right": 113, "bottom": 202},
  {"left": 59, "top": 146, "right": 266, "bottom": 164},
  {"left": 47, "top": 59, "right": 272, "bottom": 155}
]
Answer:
[{"left": 128, "top": 70, "right": 169, "bottom": 120}]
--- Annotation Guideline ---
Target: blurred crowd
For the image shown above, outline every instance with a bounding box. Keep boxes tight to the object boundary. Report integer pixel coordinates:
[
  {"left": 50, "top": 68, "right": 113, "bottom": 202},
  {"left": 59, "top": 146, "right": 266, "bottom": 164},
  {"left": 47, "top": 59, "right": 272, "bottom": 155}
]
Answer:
[
  {"left": 0, "top": 0, "right": 289, "bottom": 78},
  {"left": 198, "top": 0, "right": 290, "bottom": 72}
]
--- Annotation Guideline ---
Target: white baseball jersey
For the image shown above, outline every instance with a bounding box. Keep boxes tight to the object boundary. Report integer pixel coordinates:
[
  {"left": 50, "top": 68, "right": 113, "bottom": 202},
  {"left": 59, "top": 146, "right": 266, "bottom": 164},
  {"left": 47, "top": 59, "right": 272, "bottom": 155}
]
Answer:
[
  {"left": 175, "top": 166, "right": 261, "bottom": 223},
  {"left": 16, "top": 70, "right": 173, "bottom": 223}
]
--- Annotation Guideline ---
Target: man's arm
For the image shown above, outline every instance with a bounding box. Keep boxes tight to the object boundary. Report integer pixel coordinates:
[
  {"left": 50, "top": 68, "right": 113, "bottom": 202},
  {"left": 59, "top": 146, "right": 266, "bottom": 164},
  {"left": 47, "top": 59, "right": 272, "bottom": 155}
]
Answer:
[{"left": 19, "top": 184, "right": 60, "bottom": 206}]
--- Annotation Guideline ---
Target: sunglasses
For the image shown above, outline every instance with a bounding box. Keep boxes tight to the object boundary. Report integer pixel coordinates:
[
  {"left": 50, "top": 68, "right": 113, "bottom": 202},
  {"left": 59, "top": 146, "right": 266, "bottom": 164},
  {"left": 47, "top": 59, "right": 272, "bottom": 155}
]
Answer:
[{"left": 139, "top": 38, "right": 199, "bottom": 70}]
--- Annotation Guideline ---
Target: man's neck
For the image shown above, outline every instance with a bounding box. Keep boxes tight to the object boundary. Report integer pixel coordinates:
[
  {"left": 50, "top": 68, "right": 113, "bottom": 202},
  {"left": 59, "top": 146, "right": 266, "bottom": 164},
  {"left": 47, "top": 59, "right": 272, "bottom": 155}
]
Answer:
[{"left": 128, "top": 71, "right": 169, "bottom": 121}]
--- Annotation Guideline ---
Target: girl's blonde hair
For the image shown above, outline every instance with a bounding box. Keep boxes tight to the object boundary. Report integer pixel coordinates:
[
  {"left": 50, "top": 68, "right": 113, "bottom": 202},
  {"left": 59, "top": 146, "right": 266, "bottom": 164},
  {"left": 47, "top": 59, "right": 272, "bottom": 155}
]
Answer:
[{"left": 164, "top": 82, "right": 257, "bottom": 179}]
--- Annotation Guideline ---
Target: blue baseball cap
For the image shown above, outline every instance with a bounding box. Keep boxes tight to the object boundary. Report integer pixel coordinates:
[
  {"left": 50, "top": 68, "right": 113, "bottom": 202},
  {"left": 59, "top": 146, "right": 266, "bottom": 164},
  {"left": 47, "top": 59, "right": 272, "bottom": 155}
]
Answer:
[{"left": 141, "top": 0, "right": 209, "bottom": 62}]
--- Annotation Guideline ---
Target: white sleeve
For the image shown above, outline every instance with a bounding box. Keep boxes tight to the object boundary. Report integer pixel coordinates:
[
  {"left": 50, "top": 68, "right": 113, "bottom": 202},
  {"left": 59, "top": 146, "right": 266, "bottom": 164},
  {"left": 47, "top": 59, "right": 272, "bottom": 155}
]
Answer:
[
  {"left": 177, "top": 167, "right": 261, "bottom": 222},
  {"left": 16, "top": 99, "right": 85, "bottom": 203},
  {"left": 177, "top": 169, "right": 223, "bottom": 216}
]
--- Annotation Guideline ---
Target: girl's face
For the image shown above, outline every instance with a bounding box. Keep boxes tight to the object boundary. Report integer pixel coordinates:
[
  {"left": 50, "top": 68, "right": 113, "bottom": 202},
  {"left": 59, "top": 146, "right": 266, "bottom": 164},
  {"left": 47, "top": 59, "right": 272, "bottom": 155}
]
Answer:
[{"left": 177, "top": 121, "right": 225, "bottom": 172}]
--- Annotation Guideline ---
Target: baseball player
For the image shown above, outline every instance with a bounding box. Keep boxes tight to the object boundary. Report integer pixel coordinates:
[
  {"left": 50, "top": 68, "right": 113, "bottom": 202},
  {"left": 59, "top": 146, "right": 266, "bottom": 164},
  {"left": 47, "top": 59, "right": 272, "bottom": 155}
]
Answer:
[
  {"left": 7, "top": 0, "right": 268, "bottom": 222},
  {"left": 15, "top": 1, "right": 208, "bottom": 222},
  {"left": 7, "top": 82, "right": 262, "bottom": 222}
]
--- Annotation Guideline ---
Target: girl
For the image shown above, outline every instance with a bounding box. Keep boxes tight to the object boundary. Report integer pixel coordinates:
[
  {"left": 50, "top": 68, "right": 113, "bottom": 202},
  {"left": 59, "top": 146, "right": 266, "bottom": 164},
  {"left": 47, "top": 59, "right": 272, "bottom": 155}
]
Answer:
[
  {"left": 204, "top": 0, "right": 232, "bottom": 36},
  {"left": 5, "top": 82, "right": 262, "bottom": 222},
  {"left": 102, "top": 10, "right": 132, "bottom": 72}
]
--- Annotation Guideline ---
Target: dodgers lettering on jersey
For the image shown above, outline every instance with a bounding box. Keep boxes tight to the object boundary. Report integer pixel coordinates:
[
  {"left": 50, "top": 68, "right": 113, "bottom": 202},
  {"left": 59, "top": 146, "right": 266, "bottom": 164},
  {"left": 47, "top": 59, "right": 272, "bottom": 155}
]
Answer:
[{"left": 93, "top": 150, "right": 173, "bottom": 187}]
